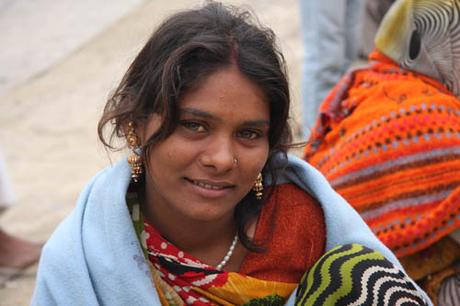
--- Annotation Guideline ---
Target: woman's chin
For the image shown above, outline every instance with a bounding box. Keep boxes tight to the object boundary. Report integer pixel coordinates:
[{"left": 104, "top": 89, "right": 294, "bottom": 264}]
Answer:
[{"left": 178, "top": 205, "right": 234, "bottom": 223}]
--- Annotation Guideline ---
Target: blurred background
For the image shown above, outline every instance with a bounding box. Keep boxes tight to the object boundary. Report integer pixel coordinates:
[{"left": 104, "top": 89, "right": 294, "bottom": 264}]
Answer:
[{"left": 0, "top": 0, "right": 303, "bottom": 304}]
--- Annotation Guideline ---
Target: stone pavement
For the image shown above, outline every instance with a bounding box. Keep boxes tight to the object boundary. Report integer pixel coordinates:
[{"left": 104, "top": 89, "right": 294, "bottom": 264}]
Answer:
[{"left": 0, "top": 1, "right": 302, "bottom": 304}]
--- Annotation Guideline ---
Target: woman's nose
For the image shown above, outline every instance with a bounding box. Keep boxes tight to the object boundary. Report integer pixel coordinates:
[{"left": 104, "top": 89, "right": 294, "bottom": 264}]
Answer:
[{"left": 199, "top": 136, "right": 236, "bottom": 173}]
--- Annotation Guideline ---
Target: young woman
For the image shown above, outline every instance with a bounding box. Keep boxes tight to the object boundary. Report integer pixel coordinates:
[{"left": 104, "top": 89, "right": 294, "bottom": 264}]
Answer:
[{"left": 32, "top": 2, "right": 430, "bottom": 305}]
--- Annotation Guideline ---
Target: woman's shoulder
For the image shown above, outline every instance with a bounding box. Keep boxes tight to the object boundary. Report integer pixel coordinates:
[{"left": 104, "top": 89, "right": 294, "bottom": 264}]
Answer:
[
  {"left": 39, "top": 159, "right": 131, "bottom": 260},
  {"left": 270, "top": 183, "right": 321, "bottom": 209},
  {"left": 267, "top": 183, "right": 325, "bottom": 237},
  {"left": 240, "top": 183, "right": 326, "bottom": 282}
]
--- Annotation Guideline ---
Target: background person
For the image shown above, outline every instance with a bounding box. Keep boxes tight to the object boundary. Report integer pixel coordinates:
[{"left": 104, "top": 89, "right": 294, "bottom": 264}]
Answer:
[
  {"left": 304, "top": 0, "right": 460, "bottom": 303},
  {"left": 299, "top": 0, "right": 366, "bottom": 136},
  {"left": 360, "top": 0, "right": 396, "bottom": 57},
  {"left": 0, "top": 146, "right": 42, "bottom": 286}
]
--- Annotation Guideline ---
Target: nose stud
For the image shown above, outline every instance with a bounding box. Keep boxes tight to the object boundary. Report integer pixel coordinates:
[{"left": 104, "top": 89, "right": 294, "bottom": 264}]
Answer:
[{"left": 233, "top": 157, "right": 238, "bottom": 165}]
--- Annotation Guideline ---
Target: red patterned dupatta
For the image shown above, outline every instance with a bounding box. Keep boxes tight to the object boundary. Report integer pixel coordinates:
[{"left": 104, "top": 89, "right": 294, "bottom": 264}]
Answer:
[
  {"left": 143, "top": 223, "right": 295, "bottom": 305},
  {"left": 126, "top": 187, "right": 297, "bottom": 305}
]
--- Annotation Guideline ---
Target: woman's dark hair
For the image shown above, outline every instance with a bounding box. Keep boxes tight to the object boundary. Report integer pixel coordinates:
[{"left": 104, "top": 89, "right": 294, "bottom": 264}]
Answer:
[{"left": 98, "top": 1, "right": 292, "bottom": 250}]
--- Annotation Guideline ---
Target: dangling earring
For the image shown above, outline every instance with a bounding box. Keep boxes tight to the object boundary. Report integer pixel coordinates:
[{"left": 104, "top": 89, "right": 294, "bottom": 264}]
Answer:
[
  {"left": 127, "top": 121, "right": 143, "bottom": 182},
  {"left": 252, "top": 173, "right": 263, "bottom": 200}
]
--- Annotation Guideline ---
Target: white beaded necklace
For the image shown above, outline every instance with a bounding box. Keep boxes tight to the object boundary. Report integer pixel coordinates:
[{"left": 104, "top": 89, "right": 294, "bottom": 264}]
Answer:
[{"left": 215, "top": 233, "right": 238, "bottom": 271}]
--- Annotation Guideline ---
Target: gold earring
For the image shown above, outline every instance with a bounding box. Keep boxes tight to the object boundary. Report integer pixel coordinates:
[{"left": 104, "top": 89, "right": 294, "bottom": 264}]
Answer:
[
  {"left": 252, "top": 173, "right": 263, "bottom": 200},
  {"left": 127, "top": 121, "right": 143, "bottom": 182}
]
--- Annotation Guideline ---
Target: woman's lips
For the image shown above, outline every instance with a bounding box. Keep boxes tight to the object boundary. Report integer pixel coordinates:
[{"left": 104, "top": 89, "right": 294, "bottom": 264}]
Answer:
[{"left": 184, "top": 178, "right": 235, "bottom": 198}]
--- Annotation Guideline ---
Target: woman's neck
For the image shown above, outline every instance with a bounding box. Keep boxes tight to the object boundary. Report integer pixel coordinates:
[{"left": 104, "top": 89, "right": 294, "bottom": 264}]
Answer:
[
  {"left": 142, "top": 191, "right": 236, "bottom": 256},
  {"left": 154, "top": 210, "right": 235, "bottom": 253}
]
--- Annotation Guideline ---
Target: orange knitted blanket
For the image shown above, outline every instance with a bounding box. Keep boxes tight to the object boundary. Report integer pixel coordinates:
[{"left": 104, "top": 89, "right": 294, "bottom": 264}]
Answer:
[{"left": 304, "top": 51, "right": 460, "bottom": 257}]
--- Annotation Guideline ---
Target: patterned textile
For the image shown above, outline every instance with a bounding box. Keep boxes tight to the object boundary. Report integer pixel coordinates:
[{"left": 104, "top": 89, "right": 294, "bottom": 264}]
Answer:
[
  {"left": 438, "top": 272, "right": 460, "bottom": 306},
  {"left": 294, "top": 244, "right": 428, "bottom": 305},
  {"left": 127, "top": 183, "right": 325, "bottom": 305},
  {"left": 304, "top": 51, "right": 460, "bottom": 258},
  {"left": 142, "top": 222, "right": 295, "bottom": 305},
  {"left": 423, "top": 264, "right": 460, "bottom": 306},
  {"left": 375, "top": 0, "right": 460, "bottom": 98}
]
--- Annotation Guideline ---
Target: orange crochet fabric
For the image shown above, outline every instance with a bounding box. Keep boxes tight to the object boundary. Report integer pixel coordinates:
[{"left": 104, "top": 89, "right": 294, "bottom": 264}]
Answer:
[
  {"left": 239, "top": 183, "right": 326, "bottom": 283},
  {"left": 304, "top": 51, "right": 460, "bottom": 258}
]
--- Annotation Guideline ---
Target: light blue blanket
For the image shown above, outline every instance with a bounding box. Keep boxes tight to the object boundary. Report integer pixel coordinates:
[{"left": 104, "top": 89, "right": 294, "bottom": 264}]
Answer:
[{"left": 32, "top": 154, "right": 431, "bottom": 305}]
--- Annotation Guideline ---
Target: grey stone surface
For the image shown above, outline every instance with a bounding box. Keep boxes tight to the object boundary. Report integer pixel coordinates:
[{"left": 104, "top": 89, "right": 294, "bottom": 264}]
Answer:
[{"left": 0, "top": 0, "right": 144, "bottom": 95}]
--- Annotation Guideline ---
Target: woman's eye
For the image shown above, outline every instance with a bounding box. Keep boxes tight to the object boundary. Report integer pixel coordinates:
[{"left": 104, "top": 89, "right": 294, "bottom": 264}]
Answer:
[
  {"left": 180, "top": 121, "right": 207, "bottom": 133},
  {"left": 237, "top": 129, "right": 262, "bottom": 140}
]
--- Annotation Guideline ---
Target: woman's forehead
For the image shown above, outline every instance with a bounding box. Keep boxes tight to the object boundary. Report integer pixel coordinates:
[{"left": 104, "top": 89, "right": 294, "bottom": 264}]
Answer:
[{"left": 178, "top": 67, "right": 269, "bottom": 119}]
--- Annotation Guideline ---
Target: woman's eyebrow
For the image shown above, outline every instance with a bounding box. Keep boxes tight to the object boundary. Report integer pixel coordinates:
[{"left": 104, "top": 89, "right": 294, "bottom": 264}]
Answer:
[
  {"left": 241, "top": 120, "right": 270, "bottom": 127},
  {"left": 180, "top": 107, "right": 270, "bottom": 127},
  {"left": 180, "top": 107, "right": 214, "bottom": 119}
]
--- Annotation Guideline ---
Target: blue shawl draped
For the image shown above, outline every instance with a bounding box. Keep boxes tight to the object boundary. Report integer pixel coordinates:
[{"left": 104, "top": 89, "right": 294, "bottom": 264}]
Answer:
[{"left": 32, "top": 155, "right": 431, "bottom": 305}]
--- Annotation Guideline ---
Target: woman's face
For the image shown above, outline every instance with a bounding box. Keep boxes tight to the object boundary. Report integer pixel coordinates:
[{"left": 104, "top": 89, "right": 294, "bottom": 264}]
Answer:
[{"left": 142, "top": 66, "right": 270, "bottom": 223}]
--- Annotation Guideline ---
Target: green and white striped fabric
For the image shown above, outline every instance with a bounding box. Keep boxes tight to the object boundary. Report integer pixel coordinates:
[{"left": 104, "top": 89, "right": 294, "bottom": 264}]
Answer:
[{"left": 295, "top": 244, "right": 428, "bottom": 305}]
